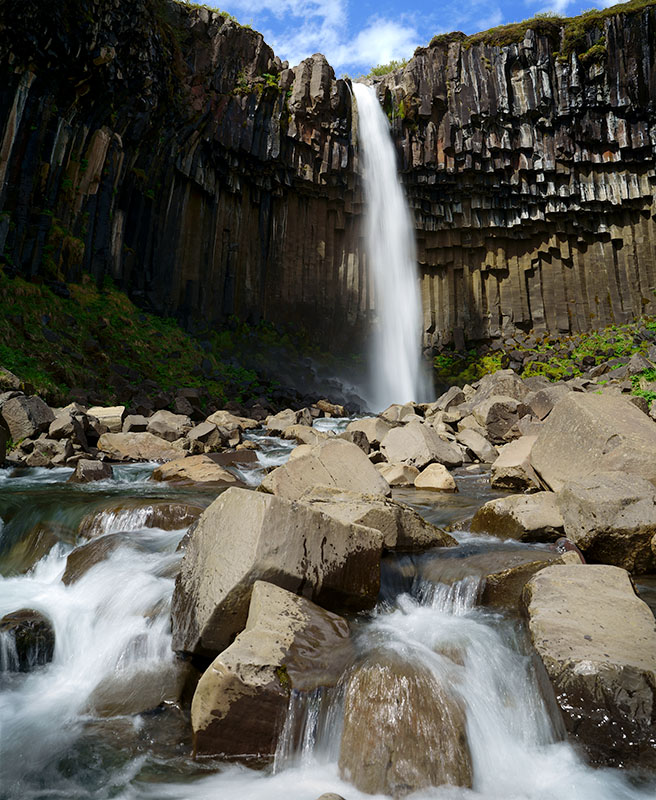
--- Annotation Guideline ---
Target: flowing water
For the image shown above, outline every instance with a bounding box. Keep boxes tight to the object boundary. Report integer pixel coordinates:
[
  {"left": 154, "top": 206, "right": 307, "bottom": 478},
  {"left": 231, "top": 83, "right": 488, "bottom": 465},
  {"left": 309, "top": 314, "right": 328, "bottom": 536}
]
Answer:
[
  {"left": 352, "top": 83, "right": 430, "bottom": 411},
  {"left": 1, "top": 425, "right": 655, "bottom": 800}
]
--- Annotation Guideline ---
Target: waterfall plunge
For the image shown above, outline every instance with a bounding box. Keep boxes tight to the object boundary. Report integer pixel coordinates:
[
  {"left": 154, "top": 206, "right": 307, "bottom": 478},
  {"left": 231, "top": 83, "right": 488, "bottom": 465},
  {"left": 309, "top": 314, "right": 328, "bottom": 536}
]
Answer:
[{"left": 353, "top": 82, "right": 430, "bottom": 411}]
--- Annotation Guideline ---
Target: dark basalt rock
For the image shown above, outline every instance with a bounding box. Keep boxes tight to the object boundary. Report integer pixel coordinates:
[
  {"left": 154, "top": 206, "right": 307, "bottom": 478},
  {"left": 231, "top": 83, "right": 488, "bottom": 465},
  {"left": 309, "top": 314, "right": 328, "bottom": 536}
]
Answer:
[{"left": 0, "top": 609, "right": 55, "bottom": 672}]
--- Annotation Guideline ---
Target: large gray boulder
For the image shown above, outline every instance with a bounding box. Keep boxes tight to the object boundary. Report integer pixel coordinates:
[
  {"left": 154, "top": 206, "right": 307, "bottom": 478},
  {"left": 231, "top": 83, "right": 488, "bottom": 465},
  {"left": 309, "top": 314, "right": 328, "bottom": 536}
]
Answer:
[
  {"left": 526, "top": 384, "right": 571, "bottom": 420},
  {"left": 490, "top": 436, "right": 540, "bottom": 490},
  {"left": 298, "top": 486, "right": 456, "bottom": 551},
  {"left": 151, "top": 455, "right": 241, "bottom": 488},
  {"left": 471, "top": 396, "right": 530, "bottom": 444},
  {"left": 49, "top": 411, "right": 88, "bottom": 448},
  {"left": 523, "top": 564, "right": 656, "bottom": 769},
  {"left": 171, "top": 488, "right": 383, "bottom": 658},
  {"left": 470, "top": 493, "right": 564, "bottom": 543},
  {"left": 557, "top": 471, "right": 656, "bottom": 573},
  {"left": 87, "top": 405, "right": 125, "bottom": 433},
  {"left": 97, "top": 432, "right": 181, "bottom": 462},
  {"left": 339, "top": 653, "right": 472, "bottom": 795},
  {"left": 191, "top": 581, "right": 353, "bottom": 759},
  {"left": 530, "top": 393, "right": 656, "bottom": 492},
  {"left": 380, "top": 420, "right": 463, "bottom": 470},
  {"left": 147, "top": 409, "right": 191, "bottom": 442},
  {"left": 261, "top": 438, "right": 391, "bottom": 500},
  {"left": 472, "top": 369, "right": 531, "bottom": 403},
  {"left": 67, "top": 459, "right": 113, "bottom": 484},
  {"left": 1, "top": 395, "right": 54, "bottom": 441},
  {"left": 455, "top": 428, "right": 498, "bottom": 463},
  {"left": 24, "top": 438, "right": 72, "bottom": 467},
  {"left": 346, "top": 417, "right": 394, "bottom": 447}
]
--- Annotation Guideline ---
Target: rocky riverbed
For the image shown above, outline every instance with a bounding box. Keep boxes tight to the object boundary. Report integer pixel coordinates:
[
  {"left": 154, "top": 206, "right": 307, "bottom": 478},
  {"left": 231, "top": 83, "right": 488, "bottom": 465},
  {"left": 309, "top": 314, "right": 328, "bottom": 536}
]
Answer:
[{"left": 1, "top": 362, "right": 656, "bottom": 798}]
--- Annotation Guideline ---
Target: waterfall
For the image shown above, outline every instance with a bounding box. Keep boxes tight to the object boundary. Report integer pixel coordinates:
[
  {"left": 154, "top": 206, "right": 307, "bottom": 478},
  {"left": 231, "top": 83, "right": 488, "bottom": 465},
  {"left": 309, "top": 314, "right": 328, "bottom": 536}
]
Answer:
[{"left": 352, "top": 82, "right": 430, "bottom": 411}]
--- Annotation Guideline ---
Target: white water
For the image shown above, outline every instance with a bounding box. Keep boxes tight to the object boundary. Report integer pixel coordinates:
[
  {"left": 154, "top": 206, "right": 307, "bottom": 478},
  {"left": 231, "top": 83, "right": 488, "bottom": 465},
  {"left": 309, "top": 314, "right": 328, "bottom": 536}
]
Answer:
[{"left": 353, "top": 82, "right": 430, "bottom": 411}]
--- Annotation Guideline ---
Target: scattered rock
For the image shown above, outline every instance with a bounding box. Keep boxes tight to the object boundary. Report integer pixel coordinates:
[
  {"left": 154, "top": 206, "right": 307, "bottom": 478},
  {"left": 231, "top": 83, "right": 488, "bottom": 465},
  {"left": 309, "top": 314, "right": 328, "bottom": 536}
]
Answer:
[
  {"left": 122, "top": 414, "right": 149, "bottom": 433},
  {"left": 87, "top": 405, "right": 125, "bottom": 433},
  {"left": 346, "top": 416, "right": 394, "bottom": 447},
  {"left": 67, "top": 459, "right": 113, "bottom": 484},
  {"left": 0, "top": 367, "right": 21, "bottom": 390},
  {"left": 471, "top": 395, "right": 530, "bottom": 444},
  {"left": 97, "top": 432, "right": 181, "bottom": 462},
  {"left": 557, "top": 471, "right": 656, "bottom": 573},
  {"left": 24, "top": 438, "right": 72, "bottom": 467},
  {"left": 490, "top": 436, "right": 540, "bottom": 491},
  {"left": 381, "top": 420, "right": 463, "bottom": 470},
  {"left": 0, "top": 609, "right": 55, "bottom": 671},
  {"left": 147, "top": 409, "right": 191, "bottom": 442},
  {"left": 261, "top": 438, "right": 391, "bottom": 501},
  {"left": 191, "top": 581, "right": 352, "bottom": 758},
  {"left": 265, "top": 409, "right": 302, "bottom": 435},
  {"left": 171, "top": 487, "right": 383, "bottom": 658},
  {"left": 283, "top": 424, "right": 328, "bottom": 446},
  {"left": 206, "top": 410, "right": 259, "bottom": 431},
  {"left": 151, "top": 455, "right": 241, "bottom": 487},
  {"left": 186, "top": 421, "right": 224, "bottom": 451},
  {"left": 414, "top": 463, "right": 457, "bottom": 492},
  {"left": 380, "top": 403, "right": 418, "bottom": 424},
  {"left": 470, "top": 493, "right": 564, "bottom": 542},
  {"left": 49, "top": 411, "right": 88, "bottom": 447},
  {"left": 455, "top": 428, "right": 498, "bottom": 463},
  {"left": 523, "top": 564, "right": 656, "bottom": 769},
  {"left": 339, "top": 653, "right": 472, "bottom": 795},
  {"left": 1, "top": 395, "right": 54, "bottom": 441},
  {"left": 377, "top": 462, "right": 419, "bottom": 487}
]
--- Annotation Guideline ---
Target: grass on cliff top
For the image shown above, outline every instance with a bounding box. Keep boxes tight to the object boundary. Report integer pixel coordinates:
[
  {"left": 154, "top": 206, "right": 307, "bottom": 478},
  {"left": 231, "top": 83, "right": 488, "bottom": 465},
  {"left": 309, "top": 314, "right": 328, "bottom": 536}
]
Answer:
[
  {"left": 429, "top": 0, "right": 656, "bottom": 59},
  {"left": 0, "top": 269, "right": 269, "bottom": 407},
  {"left": 434, "top": 318, "right": 656, "bottom": 405}
]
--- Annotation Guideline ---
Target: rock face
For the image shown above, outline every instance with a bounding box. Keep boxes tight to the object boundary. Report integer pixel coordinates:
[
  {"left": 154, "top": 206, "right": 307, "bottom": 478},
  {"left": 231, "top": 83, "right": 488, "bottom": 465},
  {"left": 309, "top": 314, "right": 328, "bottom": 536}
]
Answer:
[
  {"left": 191, "top": 581, "right": 353, "bottom": 758},
  {"left": 171, "top": 487, "right": 383, "bottom": 658},
  {"left": 530, "top": 394, "right": 656, "bottom": 491},
  {"left": 557, "top": 472, "right": 656, "bottom": 573},
  {"left": 261, "top": 439, "right": 391, "bottom": 501},
  {"left": 339, "top": 653, "right": 472, "bottom": 795},
  {"left": 523, "top": 564, "right": 656, "bottom": 769},
  {"left": 2, "top": 2, "right": 654, "bottom": 352}
]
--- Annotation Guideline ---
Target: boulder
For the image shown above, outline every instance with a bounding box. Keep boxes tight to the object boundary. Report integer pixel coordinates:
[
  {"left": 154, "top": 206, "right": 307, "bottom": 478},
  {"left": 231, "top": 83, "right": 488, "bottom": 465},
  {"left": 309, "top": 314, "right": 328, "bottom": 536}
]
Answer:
[
  {"left": 338, "top": 429, "right": 370, "bottom": 454},
  {"left": 67, "top": 459, "right": 114, "bottom": 484},
  {"left": 151, "top": 455, "right": 240, "bottom": 488},
  {"left": 191, "top": 581, "right": 353, "bottom": 758},
  {"left": 0, "top": 609, "right": 55, "bottom": 671},
  {"left": 421, "top": 548, "right": 581, "bottom": 610},
  {"left": 380, "top": 402, "right": 419, "bottom": 424},
  {"left": 527, "top": 384, "right": 571, "bottom": 420},
  {"left": 186, "top": 421, "right": 224, "bottom": 451},
  {"left": 265, "top": 409, "right": 301, "bottom": 435},
  {"left": 147, "top": 409, "right": 191, "bottom": 442},
  {"left": 282, "top": 424, "right": 328, "bottom": 446},
  {"left": 339, "top": 653, "right": 472, "bottom": 795},
  {"left": 62, "top": 534, "right": 143, "bottom": 584},
  {"left": 471, "top": 395, "right": 530, "bottom": 444},
  {"left": 260, "top": 438, "right": 391, "bottom": 501},
  {"left": 298, "top": 486, "right": 456, "bottom": 551},
  {"left": 472, "top": 369, "right": 531, "bottom": 403},
  {"left": 377, "top": 462, "right": 419, "bottom": 487},
  {"left": 455, "top": 428, "right": 498, "bottom": 463},
  {"left": 48, "top": 412, "right": 88, "bottom": 447},
  {"left": 380, "top": 421, "right": 463, "bottom": 470},
  {"left": 414, "top": 464, "right": 457, "bottom": 492},
  {"left": 316, "top": 399, "right": 345, "bottom": 416},
  {"left": 87, "top": 405, "right": 125, "bottom": 433},
  {"left": 490, "top": 436, "right": 540, "bottom": 491},
  {"left": 206, "top": 410, "right": 259, "bottom": 431},
  {"left": 523, "top": 564, "right": 656, "bottom": 769},
  {"left": 78, "top": 500, "right": 205, "bottom": 539},
  {"left": 97, "top": 432, "right": 181, "bottom": 462},
  {"left": 346, "top": 417, "right": 394, "bottom": 447},
  {"left": 470, "top": 493, "right": 564, "bottom": 542},
  {"left": 171, "top": 487, "right": 383, "bottom": 657},
  {"left": 530, "top": 393, "right": 656, "bottom": 492},
  {"left": 1, "top": 395, "right": 54, "bottom": 441},
  {"left": 557, "top": 471, "right": 656, "bottom": 573},
  {"left": 122, "top": 414, "right": 149, "bottom": 433},
  {"left": 24, "top": 438, "right": 72, "bottom": 467},
  {"left": 426, "top": 386, "right": 466, "bottom": 416}
]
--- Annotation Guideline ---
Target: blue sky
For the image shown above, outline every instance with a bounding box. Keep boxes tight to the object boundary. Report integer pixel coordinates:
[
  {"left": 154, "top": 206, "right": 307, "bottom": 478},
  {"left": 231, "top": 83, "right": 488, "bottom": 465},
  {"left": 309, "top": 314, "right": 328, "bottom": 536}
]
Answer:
[{"left": 210, "top": 0, "right": 620, "bottom": 74}]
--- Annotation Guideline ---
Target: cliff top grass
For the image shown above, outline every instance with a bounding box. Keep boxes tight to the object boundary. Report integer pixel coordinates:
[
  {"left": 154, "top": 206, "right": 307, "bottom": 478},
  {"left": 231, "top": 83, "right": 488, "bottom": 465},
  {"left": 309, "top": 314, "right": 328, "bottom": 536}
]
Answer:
[{"left": 428, "top": 0, "right": 656, "bottom": 59}]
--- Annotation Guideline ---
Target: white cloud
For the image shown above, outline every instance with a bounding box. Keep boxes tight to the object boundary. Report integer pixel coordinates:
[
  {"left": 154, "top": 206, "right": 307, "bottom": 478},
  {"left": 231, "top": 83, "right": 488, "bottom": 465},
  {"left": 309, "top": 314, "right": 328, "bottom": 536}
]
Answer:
[{"left": 331, "top": 18, "right": 421, "bottom": 72}]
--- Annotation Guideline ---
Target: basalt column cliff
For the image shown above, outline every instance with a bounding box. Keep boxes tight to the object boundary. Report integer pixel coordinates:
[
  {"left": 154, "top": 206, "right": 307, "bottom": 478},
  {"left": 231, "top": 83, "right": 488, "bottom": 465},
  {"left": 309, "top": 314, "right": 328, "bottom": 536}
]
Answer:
[{"left": 1, "top": 0, "right": 655, "bottom": 351}]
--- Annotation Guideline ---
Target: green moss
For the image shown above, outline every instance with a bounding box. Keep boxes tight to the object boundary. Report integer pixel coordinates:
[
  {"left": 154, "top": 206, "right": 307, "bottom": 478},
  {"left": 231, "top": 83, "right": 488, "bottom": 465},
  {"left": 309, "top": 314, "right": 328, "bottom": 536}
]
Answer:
[{"left": 276, "top": 665, "right": 290, "bottom": 689}]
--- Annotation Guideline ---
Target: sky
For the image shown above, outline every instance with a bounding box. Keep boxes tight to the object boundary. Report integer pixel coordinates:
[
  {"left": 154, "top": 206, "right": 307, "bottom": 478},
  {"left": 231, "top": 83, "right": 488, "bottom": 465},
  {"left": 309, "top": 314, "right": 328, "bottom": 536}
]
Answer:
[{"left": 209, "top": 0, "right": 621, "bottom": 75}]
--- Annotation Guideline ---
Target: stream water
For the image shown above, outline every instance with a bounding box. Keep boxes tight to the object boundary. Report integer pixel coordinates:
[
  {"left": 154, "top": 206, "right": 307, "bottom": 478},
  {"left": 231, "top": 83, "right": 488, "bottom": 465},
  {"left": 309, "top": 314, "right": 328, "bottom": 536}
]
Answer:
[{"left": 1, "top": 424, "right": 655, "bottom": 800}]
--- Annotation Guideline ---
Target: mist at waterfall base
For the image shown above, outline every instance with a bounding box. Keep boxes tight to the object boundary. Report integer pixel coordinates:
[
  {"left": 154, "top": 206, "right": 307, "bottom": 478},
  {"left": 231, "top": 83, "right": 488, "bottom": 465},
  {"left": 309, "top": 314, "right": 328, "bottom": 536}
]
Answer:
[
  {"left": 2, "top": 453, "right": 655, "bottom": 800},
  {"left": 353, "top": 82, "right": 432, "bottom": 412}
]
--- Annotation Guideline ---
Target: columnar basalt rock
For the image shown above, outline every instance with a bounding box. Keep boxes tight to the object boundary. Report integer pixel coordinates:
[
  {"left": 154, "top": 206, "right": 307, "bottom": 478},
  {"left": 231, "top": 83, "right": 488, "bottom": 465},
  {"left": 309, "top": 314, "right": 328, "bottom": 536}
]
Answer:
[{"left": 1, "top": 1, "right": 655, "bottom": 349}]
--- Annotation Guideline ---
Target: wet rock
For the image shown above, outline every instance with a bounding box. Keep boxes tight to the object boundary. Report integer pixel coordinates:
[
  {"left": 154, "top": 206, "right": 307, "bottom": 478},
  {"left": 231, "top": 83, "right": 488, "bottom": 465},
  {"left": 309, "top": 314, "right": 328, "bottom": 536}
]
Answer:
[
  {"left": 0, "top": 609, "right": 55, "bottom": 671},
  {"left": 87, "top": 405, "right": 125, "bottom": 433},
  {"left": 78, "top": 500, "right": 205, "bottom": 539},
  {"left": 377, "top": 462, "right": 419, "bottom": 487},
  {"left": 192, "top": 581, "right": 352, "bottom": 759},
  {"left": 147, "top": 409, "right": 192, "bottom": 442},
  {"left": 414, "top": 463, "right": 457, "bottom": 492},
  {"left": 298, "top": 485, "right": 456, "bottom": 551},
  {"left": 97, "top": 432, "right": 181, "bottom": 462},
  {"left": 470, "top": 493, "right": 564, "bottom": 543},
  {"left": 67, "top": 459, "right": 113, "bottom": 484},
  {"left": 172, "top": 487, "right": 383, "bottom": 658},
  {"left": 0, "top": 523, "right": 60, "bottom": 575},
  {"left": 261, "top": 438, "right": 391, "bottom": 501},
  {"left": 557, "top": 472, "right": 656, "bottom": 573},
  {"left": 315, "top": 399, "right": 345, "bottom": 416},
  {"left": 490, "top": 436, "right": 540, "bottom": 491},
  {"left": 346, "top": 416, "right": 394, "bottom": 447},
  {"left": 381, "top": 421, "right": 463, "bottom": 470},
  {"left": 339, "top": 653, "right": 472, "bottom": 795},
  {"left": 523, "top": 564, "right": 656, "bottom": 769},
  {"left": 1, "top": 395, "right": 55, "bottom": 441},
  {"left": 530, "top": 394, "right": 656, "bottom": 492},
  {"left": 62, "top": 533, "right": 143, "bottom": 584},
  {"left": 151, "top": 455, "right": 241, "bottom": 487}
]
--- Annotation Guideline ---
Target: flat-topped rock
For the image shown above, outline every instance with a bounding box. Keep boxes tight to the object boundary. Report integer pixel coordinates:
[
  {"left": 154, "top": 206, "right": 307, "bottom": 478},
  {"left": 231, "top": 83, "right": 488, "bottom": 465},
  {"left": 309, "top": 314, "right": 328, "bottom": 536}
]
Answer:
[
  {"left": 471, "top": 493, "right": 564, "bottom": 542},
  {"left": 147, "top": 409, "right": 191, "bottom": 442},
  {"left": 87, "top": 405, "right": 125, "bottom": 433},
  {"left": 490, "top": 436, "right": 540, "bottom": 491},
  {"left": 380, "top": 420, "right": 463, "bottom": 470},
  {"left": 346, "top": 416, "right": 394, "bottom": 447},
  {"left": 1, "top": 395, "right": 54, "bottom": 441},
  {"left": 523, "top": 564, "right": 656, "bottom": 769},
  {"left": 172, "top": 487, "right": 383, "bottom": 658},
  {"left": 151, "top": 455, "right": 241, "bottom": 487},
  {"left": 97, "top": 432, "right": 181, "bottom": 462}
]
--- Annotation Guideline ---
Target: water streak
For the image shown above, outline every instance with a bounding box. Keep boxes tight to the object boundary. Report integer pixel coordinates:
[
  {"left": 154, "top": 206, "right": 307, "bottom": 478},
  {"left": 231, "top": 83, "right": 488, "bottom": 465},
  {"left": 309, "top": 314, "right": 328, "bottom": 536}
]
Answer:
[{"left": 353, "top": 82, "right": 429, "bottom": 410}]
